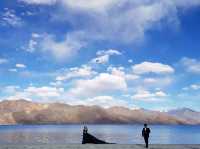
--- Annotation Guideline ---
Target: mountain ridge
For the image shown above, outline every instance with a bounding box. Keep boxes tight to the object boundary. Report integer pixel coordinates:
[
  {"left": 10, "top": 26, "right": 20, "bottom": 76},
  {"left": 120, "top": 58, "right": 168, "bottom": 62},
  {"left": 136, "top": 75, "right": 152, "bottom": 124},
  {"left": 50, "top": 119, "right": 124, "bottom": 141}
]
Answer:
[{"left": 0, "top": 99, "right": 199, "bottom": 125}]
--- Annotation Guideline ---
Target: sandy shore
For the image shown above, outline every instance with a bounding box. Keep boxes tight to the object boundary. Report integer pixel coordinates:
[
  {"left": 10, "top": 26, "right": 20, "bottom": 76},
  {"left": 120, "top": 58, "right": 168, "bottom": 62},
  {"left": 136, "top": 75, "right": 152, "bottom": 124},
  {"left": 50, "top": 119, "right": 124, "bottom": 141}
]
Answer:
[{"left": 0, "top": 144, "right": 199, "bottom": 149}]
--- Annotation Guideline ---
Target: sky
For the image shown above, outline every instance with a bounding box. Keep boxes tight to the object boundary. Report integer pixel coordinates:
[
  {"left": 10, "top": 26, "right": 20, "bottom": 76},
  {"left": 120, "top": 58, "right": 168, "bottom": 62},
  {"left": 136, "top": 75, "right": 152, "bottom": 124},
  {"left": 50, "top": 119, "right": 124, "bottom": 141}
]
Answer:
[{"left": 0, "top": 0, "right": 200, "bottom": 111}]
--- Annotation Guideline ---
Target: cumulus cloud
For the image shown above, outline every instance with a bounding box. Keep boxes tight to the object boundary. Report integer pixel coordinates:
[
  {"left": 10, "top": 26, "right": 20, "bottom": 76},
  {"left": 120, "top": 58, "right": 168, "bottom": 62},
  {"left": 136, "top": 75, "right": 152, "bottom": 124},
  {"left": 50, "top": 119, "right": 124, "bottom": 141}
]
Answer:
[
  {"left": 96, "top": 49, "right": 122, "bottom": 56},
  {"left": 66, "top": 73, "right": 127, "bottom": 98},
  {"left": 180, "top": 57, "right": 200, "bottom": 74},
  {"left": 69, "top": 96, "right": 129, "bottom": 109},
  {"left": 8, "top": 68, "right": 17, "bottom": 72},
  {"left": 143, "top": 77, "right": 173, "bottom": 87},
  {"left": 132, "top": 89, "right": 167, "bottom": 101},
  {"left": 132, "top": 62, "right": 174, "bottom": 75},
  {"left": 61, "top": 0, "right": 120, "bottom": 12},
  {"left": 24, "top": 32, "right": 86, "bottom": 61},
  {"left": 0, "top": 8, "right": 23, "bottom": 27},
  {"left": 56, "top": 65, "right": 96, "bottom": 81},
  {"left": 50, "top": 81, "right": 63, "bottom": 87},
  {"left": 16, "top": 63, "right": 26, "bottom": 68},
  {"left": 190, "top": 84, "right": 200, "bottom": 90},
  {"left": 24, "top": 86, "right": 64, "bottom": 98},
  {"left": 182, "top": 84, "right": 200, "bottom": 91},
  {"left": 107, "top": 66, "right": 140, "bottom": 81},
  {"left": 19, "top": 0, "right": 200, "bottom": 65},
  {"left": 19, "top": 0, "right": 119, "bottom": 10},
  {"left": 4, "top": 94, "right": 32, "bottom": 101},
  {"left": 19, "top": 0, "right": 199, "bottom": 44},
  {"left": 91, "top": 55, "right": 109, "bottom": 64},
  {"left": 19, "top": 0, "right": 56, "bottom": 5},
  {"left": 8, "top": 64, "right": 26, "bottom": 73},
  {"left": 24, "top": 33, "right": 41, "bottom": 53},
  {"left": 32, "top": 33, "right": 41, "bottom": 38},
  {"left": 91, "top": 49, "right": 122, "bottom": 64},
  {"left": 27, "top": 39, "right": 38, "bottom": 53},
  {"left": 3, "top": 86, "right": 20, "bottom": 94},
  {"left": 41, "top": 32, "right": 86, "bottom": 62},
  {"left": 2, "top": 85, "right": 64, "bottom": 101},
  {"left": 0, "top": 58, "right": 8, "bottom": 64},
  {"left": 128, "top": 59, "right": 133, "bottom": 63}
]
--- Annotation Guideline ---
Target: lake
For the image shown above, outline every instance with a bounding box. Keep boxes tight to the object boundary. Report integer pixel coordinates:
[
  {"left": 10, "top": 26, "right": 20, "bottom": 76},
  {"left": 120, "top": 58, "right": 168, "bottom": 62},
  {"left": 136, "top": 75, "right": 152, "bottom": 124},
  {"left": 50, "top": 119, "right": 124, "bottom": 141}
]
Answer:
[{"left": 0, "top": 125, "right": 199, "bottom": 144}]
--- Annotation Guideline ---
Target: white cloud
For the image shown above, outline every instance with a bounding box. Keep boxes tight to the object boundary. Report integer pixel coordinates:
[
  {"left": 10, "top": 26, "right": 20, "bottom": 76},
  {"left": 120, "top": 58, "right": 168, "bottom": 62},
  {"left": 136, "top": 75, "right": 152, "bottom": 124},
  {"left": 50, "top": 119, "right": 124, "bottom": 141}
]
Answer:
[
  {"left": 62, "top": 0, "right": 119, "bottom": 12},
  {"left": 2, "top": 85, "right": 64, "bottom": 101},
  {"left": 16, "top": 63, "right": 26, "bottom": 68},
  {"left": 41, "top": 32, "right": 86, "bottom": 62},
  {"left": 96, "top": 49, "right": 122, "bottom": 56},
  {"left": 70, "top": 96, "right": 129, "bottom": 109},
  {"left": 107, "top": 66, "right": 140, "bottom": 81},
  {"left": 66, "top": 73, "right": 127, "bottom": 98},
  {"left": 182, "top": 84, "right": 200, "bottom": 91},
  {"left": 27, "top": 39, "right": 38, "bottom": 52},
  {"left": 91, "top": 55, "right": 110, "bottom": 64},
  {"left": 143, "top": 77, "right": 173, "bottom": 87},
  {"left": 155, "top": 91, "right": 167, "bottom": 97},
  {"left": 8, "top": 64, "right": 26, "bottom": 73},
  {"left": 91, "top": 49, "right": 122, "bottom": 64},
  {"left": 19, "top": 0, "right": 119, "bottom": 10},
  {"left": 174, "top": 0, "right": 200, "bottom": 7},
  {"left": 24, "top": 33, "right": 41, "bottom": 53},
  {"left": 18, "top": 0, "right": 200, "bottom": 45},
  {"left": 125, "top": 74, "right": 140, "bottom": 80},
  {"left": 180, "top": 57, "right": 200, "bottom": 74},
  {"left": 132, "top": 89, "right": 167, "bottom": 101},
  {"left": 4, "top": 95, "right": 32, "bottom": 101},
  {"left": 1, "top": 86, "right": 31, "bottom": 101},
  {"left": 3, "top": 86, "right": 20, "bottom": 94},
  {"left": 19, "top": 0, "right": 200, "bottom": 8},
  {"left": 0, "top": 9, "right": 23, "bottom": 27},
  {"left": 132, "top": 62, "right": 174, "bottom": 74},
  {"left": 143, "top": 78, "right": 157, "bottom": 84},
  {"left": 8, "top": 68, "right": 17, "bottom": 72},
  {"left": 24, "top": 86, "right": 64, "bottom": 98},
  {"left": 19, "top": 0, "right": 56, "bottom": 5},
  {"left": 32, "top": 33, "right": 41, "bottom": 38},
  {"left": 56, "top": 65, "right": 96, "bottom": 81},
  {"left": 128, "top": 59, "right": 133, "bottom": 63},
  {"left": 18, "top": 0, "right": 200, "bottom": 67},
  {"left": 107, "top": 66, "right": 125, "bottom": 76},
  {"left": 50, "top": 81, "right": 63, "bottom": 86},
  {"left": 0, "top": 58, "right": 8, "bottom": 64},
  {"left": 190, "top": 84, "right": 200, "bottom": 90}
]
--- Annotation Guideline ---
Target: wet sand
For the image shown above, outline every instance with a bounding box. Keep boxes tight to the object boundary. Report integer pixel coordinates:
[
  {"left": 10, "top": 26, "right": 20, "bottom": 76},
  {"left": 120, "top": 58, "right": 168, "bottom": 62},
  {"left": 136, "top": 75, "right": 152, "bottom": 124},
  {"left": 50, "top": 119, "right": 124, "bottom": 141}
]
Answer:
[{"left": 0, "top": 144, "right": 199, "bottom": 149}]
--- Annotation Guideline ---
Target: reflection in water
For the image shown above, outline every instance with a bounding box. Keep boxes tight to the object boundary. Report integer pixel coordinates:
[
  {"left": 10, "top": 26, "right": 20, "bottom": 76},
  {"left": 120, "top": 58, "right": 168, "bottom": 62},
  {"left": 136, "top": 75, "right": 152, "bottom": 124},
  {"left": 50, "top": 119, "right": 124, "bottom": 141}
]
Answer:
[{"left": 0, "top": 125, "right": 199, "bottom": 144}]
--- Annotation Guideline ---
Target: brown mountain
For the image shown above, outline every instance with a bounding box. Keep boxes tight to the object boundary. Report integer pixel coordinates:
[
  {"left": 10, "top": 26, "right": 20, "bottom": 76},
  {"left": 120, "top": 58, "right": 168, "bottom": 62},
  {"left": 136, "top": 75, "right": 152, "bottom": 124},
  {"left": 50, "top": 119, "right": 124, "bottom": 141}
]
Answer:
[
  {"left": 167, "top": 108, "right": 200, "bottom": 124},
  {"left": 0, "top": 99, "right": 196, "bottom": 125}
]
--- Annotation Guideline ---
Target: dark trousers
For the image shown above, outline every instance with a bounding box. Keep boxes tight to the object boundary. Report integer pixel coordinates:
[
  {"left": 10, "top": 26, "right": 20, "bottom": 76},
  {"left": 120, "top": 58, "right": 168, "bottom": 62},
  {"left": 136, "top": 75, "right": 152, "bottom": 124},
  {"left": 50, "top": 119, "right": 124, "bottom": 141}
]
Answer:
[{"left": 144, "top": 136, "right": 149, "bottom": 148}]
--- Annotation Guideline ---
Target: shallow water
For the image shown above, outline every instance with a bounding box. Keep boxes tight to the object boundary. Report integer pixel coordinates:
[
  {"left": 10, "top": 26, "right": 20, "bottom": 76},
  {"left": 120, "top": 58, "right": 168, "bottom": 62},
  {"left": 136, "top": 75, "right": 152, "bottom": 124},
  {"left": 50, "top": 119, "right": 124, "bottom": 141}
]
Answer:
[{"left": 0, "top": 125, "right": 199, "bottom": 144}]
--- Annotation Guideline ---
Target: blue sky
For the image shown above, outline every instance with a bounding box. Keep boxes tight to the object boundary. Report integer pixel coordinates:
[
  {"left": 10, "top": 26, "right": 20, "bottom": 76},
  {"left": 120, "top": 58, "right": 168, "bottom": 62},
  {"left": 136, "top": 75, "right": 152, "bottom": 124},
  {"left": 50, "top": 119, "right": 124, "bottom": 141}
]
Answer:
[{"left": 0, "top": 0, "right": 200, "bottom": 111}]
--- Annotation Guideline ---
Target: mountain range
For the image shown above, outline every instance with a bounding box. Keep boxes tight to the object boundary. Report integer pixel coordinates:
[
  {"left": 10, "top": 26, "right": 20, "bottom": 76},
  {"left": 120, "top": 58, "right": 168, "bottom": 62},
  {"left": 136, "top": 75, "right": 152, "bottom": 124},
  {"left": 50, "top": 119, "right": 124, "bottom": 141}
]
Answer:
[{"left": 0, "top": 99, "right": 199, "bottom": 125}]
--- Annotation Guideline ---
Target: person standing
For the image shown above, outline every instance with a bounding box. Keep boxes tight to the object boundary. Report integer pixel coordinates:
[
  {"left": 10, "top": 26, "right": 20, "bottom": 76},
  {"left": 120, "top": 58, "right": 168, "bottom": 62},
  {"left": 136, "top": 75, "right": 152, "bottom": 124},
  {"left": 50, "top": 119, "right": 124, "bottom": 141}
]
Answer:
[
  {"left": 142, "top": 124, "right": 151, "bottom": 148},
  {"left": 83, "top": 126, "right": 88, "bottom": 134},
  {"left": 82, "top": 126, "right": 88, "bottom": 144}
]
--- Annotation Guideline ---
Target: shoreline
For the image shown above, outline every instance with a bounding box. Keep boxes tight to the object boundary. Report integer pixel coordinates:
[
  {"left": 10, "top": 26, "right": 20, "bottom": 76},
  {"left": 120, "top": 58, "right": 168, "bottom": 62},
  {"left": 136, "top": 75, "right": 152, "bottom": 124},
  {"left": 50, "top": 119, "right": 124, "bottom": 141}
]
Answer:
[
  {"left": 0, "top": 124, "right": 200, "bottom": 126},
  {"left": 0, "top": 144, "right": 199, "bottom": 149}
]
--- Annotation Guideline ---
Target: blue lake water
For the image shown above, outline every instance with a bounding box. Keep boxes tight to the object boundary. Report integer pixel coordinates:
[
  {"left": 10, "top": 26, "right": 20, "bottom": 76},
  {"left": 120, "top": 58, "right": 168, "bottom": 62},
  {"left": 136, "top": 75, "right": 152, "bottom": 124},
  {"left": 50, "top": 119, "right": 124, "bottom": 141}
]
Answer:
[{"left": 0, "top": 125, "right": 199, "bottom": 144}]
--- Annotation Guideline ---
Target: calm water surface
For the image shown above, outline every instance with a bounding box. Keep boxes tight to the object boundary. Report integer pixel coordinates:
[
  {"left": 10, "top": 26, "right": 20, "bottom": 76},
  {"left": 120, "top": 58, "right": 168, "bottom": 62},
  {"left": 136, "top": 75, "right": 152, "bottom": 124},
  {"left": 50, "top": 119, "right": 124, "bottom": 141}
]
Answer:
[{"left": 0, "top": 125, "right": 199, "bottom": 144}]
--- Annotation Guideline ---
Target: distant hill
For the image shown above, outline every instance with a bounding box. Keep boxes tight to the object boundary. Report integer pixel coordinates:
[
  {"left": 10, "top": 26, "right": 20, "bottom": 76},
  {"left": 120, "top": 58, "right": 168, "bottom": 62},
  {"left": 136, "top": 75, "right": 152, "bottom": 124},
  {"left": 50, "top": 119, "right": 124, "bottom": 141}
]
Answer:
[
  {"left": 167, "top": 108, "right": 200, "bottom": 124},
  {"left": 0, "top": 99, "right": 199, "bottom": 125}
]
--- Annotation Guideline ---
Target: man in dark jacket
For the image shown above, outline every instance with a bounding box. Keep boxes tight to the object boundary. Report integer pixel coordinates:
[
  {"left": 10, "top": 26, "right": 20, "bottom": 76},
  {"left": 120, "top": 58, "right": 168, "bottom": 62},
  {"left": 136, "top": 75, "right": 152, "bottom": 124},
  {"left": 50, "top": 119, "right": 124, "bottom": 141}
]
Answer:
[{"left": 142, "top": 124, "right": 151, "bottom": 148}]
